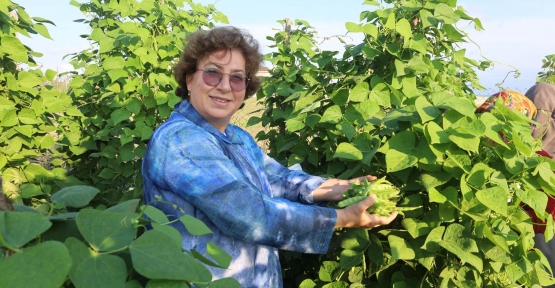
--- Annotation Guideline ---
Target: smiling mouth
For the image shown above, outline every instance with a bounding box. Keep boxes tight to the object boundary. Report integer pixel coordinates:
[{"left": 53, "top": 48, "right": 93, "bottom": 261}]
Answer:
[{"left": 211, "top": 96, "right": 231, "bottom": 103}]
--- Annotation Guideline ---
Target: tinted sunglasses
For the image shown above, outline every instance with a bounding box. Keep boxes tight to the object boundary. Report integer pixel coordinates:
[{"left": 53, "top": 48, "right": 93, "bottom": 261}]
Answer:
[{"left": 196, "top": 68, "right": 249, "bottom": 92}]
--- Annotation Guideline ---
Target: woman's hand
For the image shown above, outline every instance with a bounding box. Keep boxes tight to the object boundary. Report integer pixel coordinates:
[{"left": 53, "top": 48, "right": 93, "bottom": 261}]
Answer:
[
  {"left": 334, "top": 194, "right": 398, "bottom": 229},
  {"left": 312, "top": 175, "right": 377, "bottom": 202}
]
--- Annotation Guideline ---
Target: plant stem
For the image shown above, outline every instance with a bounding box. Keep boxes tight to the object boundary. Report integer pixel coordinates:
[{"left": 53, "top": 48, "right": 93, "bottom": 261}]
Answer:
[{"left": 0, "top": 232, "right": 21, "bottom": 253}]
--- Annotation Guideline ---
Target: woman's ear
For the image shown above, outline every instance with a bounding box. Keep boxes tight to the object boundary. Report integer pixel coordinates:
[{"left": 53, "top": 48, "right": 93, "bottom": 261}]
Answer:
[{"left": 185, "top": 73, "right": 191, "bottom": 91}]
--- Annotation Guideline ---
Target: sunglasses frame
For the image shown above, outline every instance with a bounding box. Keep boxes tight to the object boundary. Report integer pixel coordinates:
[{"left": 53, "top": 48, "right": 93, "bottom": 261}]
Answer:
[{"left": 196, "top": 68, "right": 250, "bottom": 92}]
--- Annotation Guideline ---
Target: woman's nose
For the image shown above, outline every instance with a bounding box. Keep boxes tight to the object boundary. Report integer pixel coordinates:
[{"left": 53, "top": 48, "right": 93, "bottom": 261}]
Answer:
[{"left": 216, "top": 74, "right": 232, "bottom": 92}]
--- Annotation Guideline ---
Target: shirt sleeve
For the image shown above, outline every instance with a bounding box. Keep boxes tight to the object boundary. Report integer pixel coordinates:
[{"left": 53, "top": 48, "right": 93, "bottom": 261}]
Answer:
[
  {"left": 262, "top": 154, "right": 327, "bottom": 204},
  {"left": 146, "top": 123, "right": 337, "bottom": 254}
]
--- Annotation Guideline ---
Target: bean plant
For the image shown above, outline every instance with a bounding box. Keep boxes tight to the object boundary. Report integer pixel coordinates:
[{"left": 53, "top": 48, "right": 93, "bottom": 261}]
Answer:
[
  {"left": 1, "top": 1, "right": 240, "bottom": 287},
  {"left": 256, "top": 0, "right": 555, "bottom": 287}
]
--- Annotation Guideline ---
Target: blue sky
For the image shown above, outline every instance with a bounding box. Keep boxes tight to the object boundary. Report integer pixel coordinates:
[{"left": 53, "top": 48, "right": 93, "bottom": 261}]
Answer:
[{"left": 16, "top": 0, "right": 555, "bottom": 93}]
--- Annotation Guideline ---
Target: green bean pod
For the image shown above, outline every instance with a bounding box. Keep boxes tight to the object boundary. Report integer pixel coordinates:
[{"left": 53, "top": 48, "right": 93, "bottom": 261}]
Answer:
[
  {"left": 337, "top": 195, "right": 367, "bottom": 208},
  {"left": 338, "top": 176, "right": 419, "bottom": 216}
]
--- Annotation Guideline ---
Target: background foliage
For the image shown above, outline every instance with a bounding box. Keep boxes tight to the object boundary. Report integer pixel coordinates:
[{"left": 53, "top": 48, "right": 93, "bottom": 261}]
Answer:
[
  {"left": 537, "top": 54, "right": 555, "bottom": 84},
  {"left": 0, "top": 0, "right": 241, "bottom": 287},
  {"left": 1, "top": 0, "right": 555, "bottom": 287},
  {"left": 256, "top": 0, "right": 555, "bottom": 287}
]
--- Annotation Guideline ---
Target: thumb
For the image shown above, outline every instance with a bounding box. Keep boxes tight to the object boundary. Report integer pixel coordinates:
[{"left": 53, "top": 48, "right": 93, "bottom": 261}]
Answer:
[{"left": 358, "top": 194, "right": 377, "bottom": 210}]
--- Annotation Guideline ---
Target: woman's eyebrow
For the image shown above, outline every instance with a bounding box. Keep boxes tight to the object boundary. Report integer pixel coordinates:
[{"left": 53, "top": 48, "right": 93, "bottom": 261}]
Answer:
[{"left": 204, "top": 62, "right": 246, "bottom": 73}]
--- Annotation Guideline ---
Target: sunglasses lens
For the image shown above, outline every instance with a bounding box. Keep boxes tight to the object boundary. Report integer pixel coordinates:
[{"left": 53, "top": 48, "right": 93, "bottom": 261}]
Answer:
[
  {"left": 229, "top": 74, "right": 247, "bottom": 91},
  {"left": 199, "top": 69, "right": 248, "bottom": 92},
  {"left": 202, "top": 70, "right": 222, "bottom": 86}
]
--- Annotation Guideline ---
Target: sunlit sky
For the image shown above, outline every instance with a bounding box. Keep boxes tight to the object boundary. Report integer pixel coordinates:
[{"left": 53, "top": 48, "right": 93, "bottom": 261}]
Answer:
[{"left": 16, "top": 0, "right": 555, "bottom": 93}]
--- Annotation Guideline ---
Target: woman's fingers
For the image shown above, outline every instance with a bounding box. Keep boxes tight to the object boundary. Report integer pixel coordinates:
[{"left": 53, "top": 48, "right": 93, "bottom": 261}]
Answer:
[
  {"left": 334, "top": 194, "right": 398, "bottom": 229},
  {"left": 359, "top": 193, "right": 377, "bottom": 209},
  {"left": 348, "top": 175, "right": 377, "bottom": 184},
  {"left": 371, "top": 210, "right": 399, "bottom": 226},
  {"left": 362, "top": 195, "right": 398, "bottom": 227}
]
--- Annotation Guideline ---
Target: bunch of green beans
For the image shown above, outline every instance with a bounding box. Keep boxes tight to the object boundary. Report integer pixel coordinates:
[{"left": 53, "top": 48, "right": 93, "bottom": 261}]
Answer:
[{"left": 337, "top": 177, "right": 418, "bottom": 216}]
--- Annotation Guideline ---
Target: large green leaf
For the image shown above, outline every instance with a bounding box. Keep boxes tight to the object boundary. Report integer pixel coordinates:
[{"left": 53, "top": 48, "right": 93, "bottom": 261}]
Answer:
[
  {"left": 104, "top": 199, "right": 140, "bottom": 213},
  {"left": 330, "top": 88, "right": 349, "bottom": 106},
  {"left": 388, "top": 235, "right": 415, "bottom": 260},
  {"left": 385, "top": 131, "right": 418, "bottom": 172},
  {"left": 475, "top": 186, "right": 508, "bottom": 216},
  {"left": 424, "top": 121, "right": 450, "bottom": 144},
  {"left": 0, "top": 241, "right": 71, "bottom": 288},
  {"left": 409, "top": 34, "right": 428, "bottom": 54},
  {"left": 2, "top": 35, "right": 28, "bottom": 62},
  {"left": 51, "top": 185, "right": 100, "bottom": 208},
  {"left": 422, "top": 226, "right": 445, "bottom": 253},
  {"left": 0, "top": 98, "right": 14, "bottom": 115},
  {"left": 420, "top": 170, "right": 452, "bottom": 191},
  {"left": 439, "top": 241, "right": 483, "bottom": 272},
  {"left": 33, "top": 23, "right": 52, "bottom": 40},
  {"left": 340, "top": 228, "right": 369, "bottom": 252},
  {"left": 151, "top": 223, "right": 183, "bottom": 248},
  {"left": 207, "top": 241, "right": 232, "bottom": 268},
  {"left": 111, "top": 109, "right": 131, "bottom": 125},
  {"left": 407, "top": 55, "right": 430, "bottom": 75},
  {"left": 1, "top": 110, "right": 18, "bottom": 127},
  {"left": 72, "top": 254, "right": 127, "bottom": 288},
  {"left": 447, "top": 129, "right": 480, "bottom": 152},
  {"left": 103, "top": 56, "right": 126, "bottom": 70},
  {"left": 443, "top": 224, "right": 479, "bottom": 253},
  {"left": 395, "top": 18, "right": 412, "bottom": 38},
  {"left": 366, "top": 234, "right": 384, "bottom": 264},
  {"left": 179, "top": 214, "right": 212, "bottom": 236},
  {"left": 285, "top": 115, "right": 306, "bottom": 132},
  {"left": 320, "top": 105, "right": 343, "bottom": 124},
  {"left": 420, "top": 9, "right": 438, "bottom": 28},
  {"left": 23, "top": 164, "right": 54, "bottom": 181},
  {"left": 443, "top": 150, "right": 471, "bottom": 177},
  {"left": 17, "top": 73, "right": 43, "bottom": 89},
  {"left": 481, "top": 224, "right": 510, "bottom": 253},
  {"left": 402, "top": 218, "right": 431, "bottom": 238},
  {"left": 0, "top": 211, "right": 52, "bottom": 248},
  {"left": 434, "top": 3, "right": 460, "bottom": 24},
  {"left": 141, "top": 205, "right": 169, "bottom": 224},
  {"left": 129, "top": 230, "right": 212, "bottom": 283},
  {"left": 515, "top": 187, "right": 548, "bottom": 220},
  {"left": 345, "top": 22, "right": 363, "bottom": 33},
  {"left": 334, "top": 142, "right": 363, "bottom": 161},
  {"left": 20, "top": 184, "right": 44, "bottom": 199},
  {"left": 415, "top": 96, "right": 440, "bottom": 123},
  {"left": 369, "top": 83, "right": 391, "bottom": 107},
  {"left": 76, "top": 209, "right": 137, "bottom": 252},
  {"left": 349, "top": 82, "right": 369, "bottom": 102},
  {"left": 340, "top": 249, "right": 363, "bottom": 269},
  {"left": 362, "top": 23, "right": 378, "bottom": 38},
  {"left": 319, "top": 261, "right": 341, "bottom": 282},
  {"left": 65, "top": 237, "right": 93, "bottom": 280},
  {"left": 17, "top": 108, "right": 41, "bottom": 124}
]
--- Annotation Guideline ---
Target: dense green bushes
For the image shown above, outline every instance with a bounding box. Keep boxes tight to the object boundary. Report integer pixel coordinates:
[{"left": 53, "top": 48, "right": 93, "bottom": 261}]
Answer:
[
  {"left": 257, "top": 1, "right": 555, "bottom": 287},
  {"left": 0, "top": 1, "right": 240, "bottom": 287}
]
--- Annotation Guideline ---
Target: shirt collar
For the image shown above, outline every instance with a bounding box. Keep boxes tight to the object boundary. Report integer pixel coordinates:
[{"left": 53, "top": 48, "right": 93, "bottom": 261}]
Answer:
[{"left": 174, "top": 100, "right": 243, "bottom": 144}]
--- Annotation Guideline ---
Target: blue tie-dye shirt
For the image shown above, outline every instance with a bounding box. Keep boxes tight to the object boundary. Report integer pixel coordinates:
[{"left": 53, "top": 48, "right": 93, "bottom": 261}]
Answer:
[{"left": 142, "top": 100, "right": 337, "bottom": 287}]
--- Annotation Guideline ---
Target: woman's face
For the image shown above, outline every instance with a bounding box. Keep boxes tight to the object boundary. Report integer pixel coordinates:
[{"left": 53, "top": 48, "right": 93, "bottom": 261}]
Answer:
[{"left": 186, "top": 49, "right": 247, "bottom": 133}]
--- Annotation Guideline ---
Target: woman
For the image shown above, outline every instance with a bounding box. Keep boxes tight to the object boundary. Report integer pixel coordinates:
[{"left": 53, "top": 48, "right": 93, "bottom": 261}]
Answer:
[
  {"left": 525, "top": 83, "right": 555, "bottom": 288},
  {"left": 142, "top": 26, "right": 397, "bottom": 287},
  {"left": 476, "top": 87, "right": 555, "bottom": 286}
]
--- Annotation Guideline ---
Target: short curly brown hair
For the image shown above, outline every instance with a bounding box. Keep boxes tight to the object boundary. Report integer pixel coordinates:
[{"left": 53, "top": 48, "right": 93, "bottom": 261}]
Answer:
[{"left": 173, "top": 26, "right": 264, "bottom": 101}]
